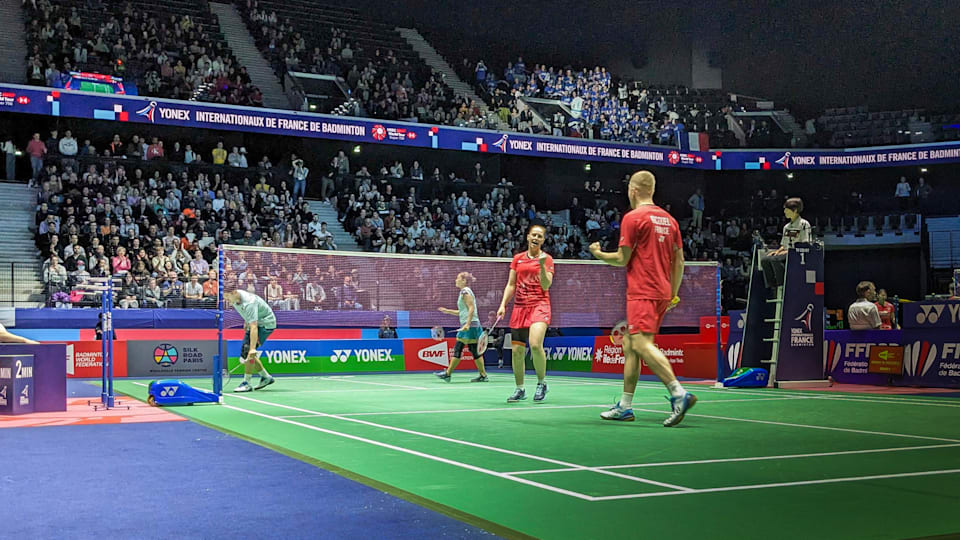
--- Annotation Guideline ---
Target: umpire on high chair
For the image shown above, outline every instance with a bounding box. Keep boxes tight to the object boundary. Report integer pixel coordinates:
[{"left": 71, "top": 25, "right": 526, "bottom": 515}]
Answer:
[{"left": 759, "top": 197, "right": 812, "bottom": 288}]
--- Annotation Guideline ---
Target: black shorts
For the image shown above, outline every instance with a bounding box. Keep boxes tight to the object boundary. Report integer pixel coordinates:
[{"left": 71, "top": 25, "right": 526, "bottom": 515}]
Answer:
[
  {"left": 453, "top": 340, "right": 480, "bottom": 359},
  {"left": 241, "top": 326, "right": 275, "bottom": 358}
]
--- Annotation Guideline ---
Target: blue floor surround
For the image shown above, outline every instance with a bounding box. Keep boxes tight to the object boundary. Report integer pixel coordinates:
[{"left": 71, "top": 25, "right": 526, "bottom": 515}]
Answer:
[{"left": 0, "top": 422, "right": 496, "bottom": 539}]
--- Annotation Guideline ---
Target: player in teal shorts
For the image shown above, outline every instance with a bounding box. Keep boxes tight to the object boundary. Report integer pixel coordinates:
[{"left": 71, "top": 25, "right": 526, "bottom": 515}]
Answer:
[
  {"left": 224, "top": 289, "right": 277, "bottom": 392},
  {"left": 435, "top": 272, "right": 489, "bottom": 382}
]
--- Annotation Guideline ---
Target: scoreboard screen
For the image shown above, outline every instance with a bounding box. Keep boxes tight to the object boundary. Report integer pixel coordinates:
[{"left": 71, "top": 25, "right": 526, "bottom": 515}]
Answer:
[{"left": 57, "top": 72, "right": 138, "bottom": 96}]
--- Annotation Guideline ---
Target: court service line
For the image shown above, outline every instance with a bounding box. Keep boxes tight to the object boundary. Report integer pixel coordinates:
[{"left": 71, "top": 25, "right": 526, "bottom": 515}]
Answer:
[
  {"left": 550, "top": 376, "right": 960, "bottom": 406},
  {"left": 220, "top": 404, "right": 596, "bottom": 501},
  {"left": 311, "top": 396, "right": 810, "bottom": 418},
  {"left": 629, "top": 407, "right": 960, "bottom": 443},
  {"left": 225, "top": 393, "right": 694, "bottom": 493},
  {"left": 318, "top": 378, "right": 430, "bottom": 390},
  {"left": 503, "top": 442, "right": 960, "bottom": 475},
  {"left": 625, "top": 381, "right": 960, "bottom": 408},
  {"left": 589, "top": 468, "right": 960, "bottom": 501}
]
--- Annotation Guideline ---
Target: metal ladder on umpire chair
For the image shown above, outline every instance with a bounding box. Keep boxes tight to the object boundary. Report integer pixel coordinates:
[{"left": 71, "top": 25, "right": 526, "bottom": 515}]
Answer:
[{"left": 761, "top": 285, "right": 784, "bottom": 387}]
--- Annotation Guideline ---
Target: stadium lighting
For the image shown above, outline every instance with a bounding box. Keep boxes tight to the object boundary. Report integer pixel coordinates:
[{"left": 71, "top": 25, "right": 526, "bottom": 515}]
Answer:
[
  {"left": 584, "top": 163, "right": 591, "bottom": 171},
  {"left": 309, "top": 104, "right": 317, "bottom": 110},
  {"left": 353, "top": 145, "right": 361, "bottom": 154},
  {"left": 920, "top": 168, "right": 928, "bottom": 173},
  {"left": 786, "top": 173, "right": 794, "bottom": 179}
]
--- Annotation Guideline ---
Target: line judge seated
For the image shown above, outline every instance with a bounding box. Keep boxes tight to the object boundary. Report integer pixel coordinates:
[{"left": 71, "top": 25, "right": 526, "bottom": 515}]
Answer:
[
  {"left": 759, "top": 197, "right": 812, "bottom": 289},
  {"left": 847, "top": 281, "right": 882, "bottom": 330}
]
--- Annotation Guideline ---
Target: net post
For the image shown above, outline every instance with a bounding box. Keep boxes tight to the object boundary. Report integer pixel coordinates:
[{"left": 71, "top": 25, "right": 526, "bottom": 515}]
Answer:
[
  {"left": 214, "top": 244, "right": 224, "bottom": 398},
  {"left": 106, "top": 278, "right": 114, "bottom": 408},
  {"left": 100, "top": 288, "right": 107, "bottom": 405},
  {"left": 715, "top": 262, "right": 723, "bottom": 388}
]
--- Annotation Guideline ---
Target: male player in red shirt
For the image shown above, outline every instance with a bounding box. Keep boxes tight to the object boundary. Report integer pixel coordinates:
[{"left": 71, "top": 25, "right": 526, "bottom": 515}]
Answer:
[
  {"left": 497, "top": 224, "right": 554, "bottom": 403},
  {"left": 590, "top": 171, "right": 697, "bottom": 426}
]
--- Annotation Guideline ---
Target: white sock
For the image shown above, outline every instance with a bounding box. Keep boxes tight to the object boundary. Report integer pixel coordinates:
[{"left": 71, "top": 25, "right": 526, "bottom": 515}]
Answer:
[
  {"left": 667, "top": 380, "right": 686, "bottom": 399},
  {"left": 620, "top": 392, "right": 634, "bottom": 409},
  {"left": 516, "top": 386, "right": 524, "bottom": 392},
  {"left": 537, "top": 377, "right": 545, "bottom": 384},
  {"left": 259, "top": 368, "right": 271, "bottom": 378},
  {"left": 243, "top": 373, "right": 251, "bottom": 383}
]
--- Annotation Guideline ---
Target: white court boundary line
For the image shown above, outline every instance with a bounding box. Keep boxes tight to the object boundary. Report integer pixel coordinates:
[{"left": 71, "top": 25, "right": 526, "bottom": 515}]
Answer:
[
  {"left": 588, "top": 469, "right": 960, "bottom": 501},
  {"left": 628, "top": 407, "right": 960, "bottom": 443},
  {"left": 319, "top": 378, "right": 429, "bottom": 390},
  {"left": 277, "top": 373, "right": 960, "bottom": 408},
  {"left": 567, "top": 378, "right": 960, "bottom": 408},
  {"left": 504, "top": 442, "right": 960, "bottom": 475},
  {"left": 128, "top": 381, "right": 960, "bottom": 501},
  {"left": 225, "top": 393, "right": 693, "bottom": 493},
  {"left": 221, "top": 404, "right": 596, "bottom": 501}
]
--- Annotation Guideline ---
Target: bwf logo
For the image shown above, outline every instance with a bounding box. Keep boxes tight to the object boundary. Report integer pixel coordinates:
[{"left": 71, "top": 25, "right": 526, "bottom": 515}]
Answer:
[
  {"left": 915, "top": 304, "right": 959, "bottom": 325},
  {"left": 331, "top": 350, "right": 351, "bottom": 363},
  {"left": 159, "top": 385, "right": 179, "bottom": 397}
]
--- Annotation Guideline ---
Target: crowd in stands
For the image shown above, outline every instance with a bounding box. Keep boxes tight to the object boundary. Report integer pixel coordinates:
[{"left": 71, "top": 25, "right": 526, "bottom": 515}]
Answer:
[
  {"left": 463, "top": 57, "right": 739, "bottom": 148},
  {"left": 32, "top": 128, "right": 343, "bottom": 308},
  {"left": 236, "top": 0, "right": 497, "bottom": 128},
  {"left": 332, "top": 160, "right": 591, "bottom": 259},
  {"left": 23, "top": 0, "right": 264, "bottom": 106},
  {"left": 23, "top": 128, "right": 817, "bottom": 312}
]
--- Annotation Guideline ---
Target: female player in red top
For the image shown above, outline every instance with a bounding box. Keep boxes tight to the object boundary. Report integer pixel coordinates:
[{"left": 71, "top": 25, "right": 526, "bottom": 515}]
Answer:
[
  {"left": 590, "top": 171, "right": 697, "bottom": 427},
  {"left": 497, "top": 223, "right": 554, "bottom": 403},
  {"left": 874, "top": 288, "right": 898, "bottom": 330}
]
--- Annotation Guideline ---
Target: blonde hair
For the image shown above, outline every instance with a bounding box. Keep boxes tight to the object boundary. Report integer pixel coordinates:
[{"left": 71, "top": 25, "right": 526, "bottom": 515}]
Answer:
[
  {"left": 629, "top": 170, "right": 656, "bottom": 195},
  {"left": 457, "top": 271, "right": 476, "bottom": 284}
]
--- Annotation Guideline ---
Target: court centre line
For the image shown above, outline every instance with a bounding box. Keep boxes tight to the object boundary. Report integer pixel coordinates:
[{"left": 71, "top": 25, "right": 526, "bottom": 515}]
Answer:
[
  {"left": 503, "top": 442, "right": 960, "bottom": 475},
  {"left": 628, "top": 407, "right": 960, "bottom": 443},
  {"left": 225, "top": 393, "right": 694, "bottom": 493},
  {"left": 589, "top": 468, "right": 960, "bottom": 501},
  {"left": 220, "top": 404, "right": 596, "bottom": 501}
]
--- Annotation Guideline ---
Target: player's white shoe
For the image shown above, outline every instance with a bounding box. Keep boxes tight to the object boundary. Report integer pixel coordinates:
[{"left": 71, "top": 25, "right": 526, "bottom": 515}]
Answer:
[{"left": 233, "top": 381, "right": 253, "bottom": 393}]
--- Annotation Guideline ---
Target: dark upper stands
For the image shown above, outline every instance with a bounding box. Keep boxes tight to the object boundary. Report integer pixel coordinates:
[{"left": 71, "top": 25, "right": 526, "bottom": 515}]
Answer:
[{"left": 24, "top": 0, "right": 264, "bottom": 106}]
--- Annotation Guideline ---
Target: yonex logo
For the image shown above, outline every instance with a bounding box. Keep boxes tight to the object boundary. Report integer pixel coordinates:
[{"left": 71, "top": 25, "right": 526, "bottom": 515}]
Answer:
[
  {"left": 331, "top": 350, "right": 351, "bottom": 363},
  {"left": 916, "top": 305, "right": 945, "bottom": 325},
  {"left": 159, "top": 385, "right": 179, "bottom": 397}
]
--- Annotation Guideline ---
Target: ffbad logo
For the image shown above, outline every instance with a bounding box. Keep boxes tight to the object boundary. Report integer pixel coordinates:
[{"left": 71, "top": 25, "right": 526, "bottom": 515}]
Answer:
[
  {"left": 904, "top": 341, "right": 960, "bottom": 376},
  {"left": 418, "top": 341, "right": 449, "bottom": 367}
]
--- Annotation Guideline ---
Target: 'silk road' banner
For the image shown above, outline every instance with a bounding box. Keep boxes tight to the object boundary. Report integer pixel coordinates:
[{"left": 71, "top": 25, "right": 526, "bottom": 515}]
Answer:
[
  {"left": 4, "top": 82, "right": 960, "bottom": 169},
  {"left": 127, "top": 339, "right": 219, "bottom": 377}
]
